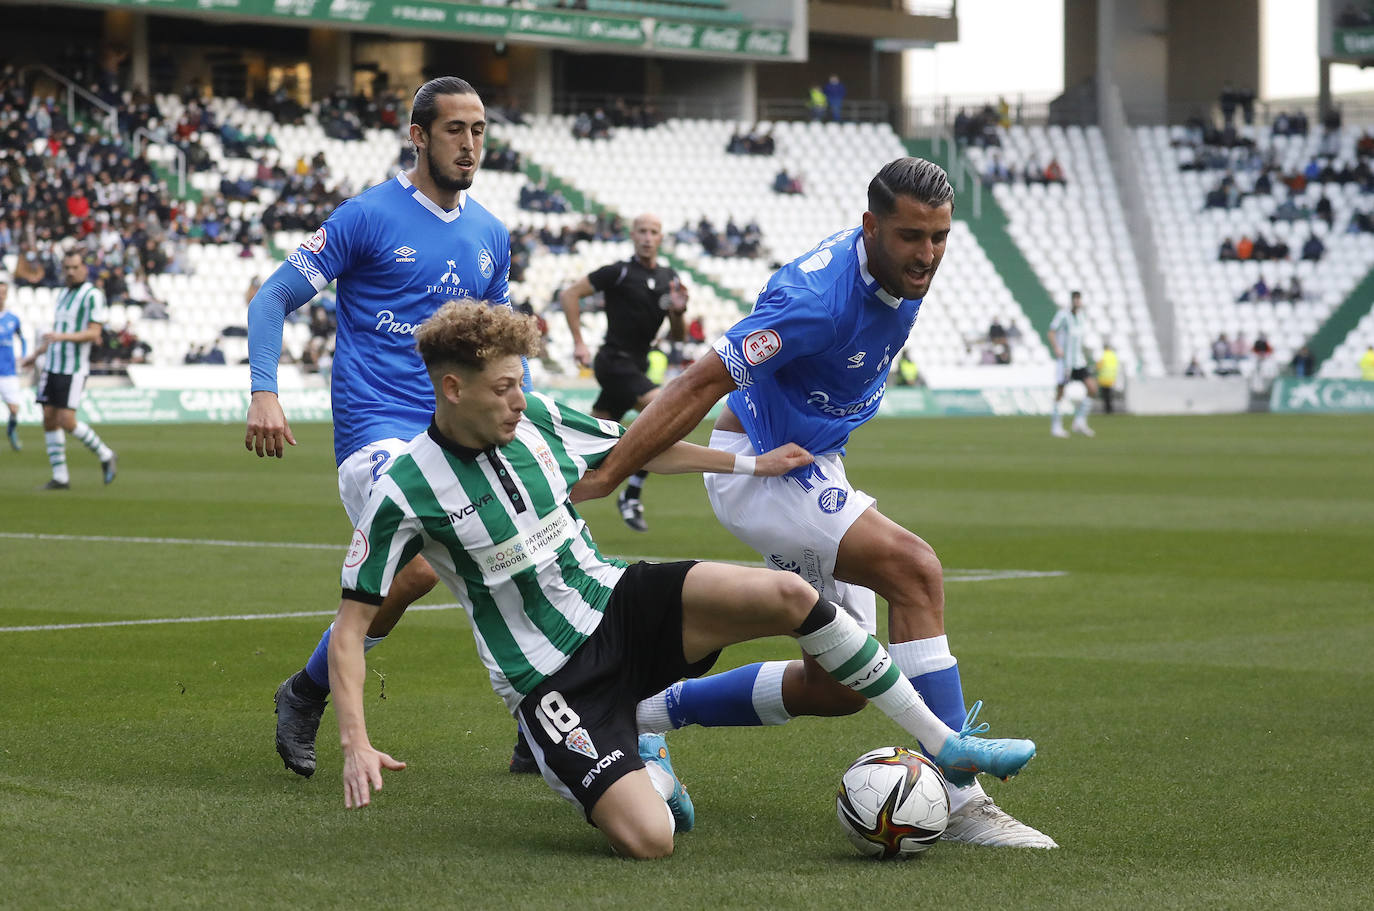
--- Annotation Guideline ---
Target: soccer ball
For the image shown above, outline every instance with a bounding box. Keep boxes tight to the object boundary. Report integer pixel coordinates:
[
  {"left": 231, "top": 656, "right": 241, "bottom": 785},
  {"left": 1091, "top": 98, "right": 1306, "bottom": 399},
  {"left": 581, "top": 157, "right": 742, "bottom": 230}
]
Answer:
[
  {"left": 836, "top": 747, "right": 950, "bottom": 859},
  {"left": 1064, "top": 379, "right": 1088, "bottom": 405}
]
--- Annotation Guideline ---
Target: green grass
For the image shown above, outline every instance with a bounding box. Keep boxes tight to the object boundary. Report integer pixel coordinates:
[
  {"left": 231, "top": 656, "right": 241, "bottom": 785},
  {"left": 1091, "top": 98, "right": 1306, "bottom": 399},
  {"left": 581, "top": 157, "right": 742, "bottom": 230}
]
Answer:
[{"left": 1, "top": 414, "right": 1371, "bottom": 909}]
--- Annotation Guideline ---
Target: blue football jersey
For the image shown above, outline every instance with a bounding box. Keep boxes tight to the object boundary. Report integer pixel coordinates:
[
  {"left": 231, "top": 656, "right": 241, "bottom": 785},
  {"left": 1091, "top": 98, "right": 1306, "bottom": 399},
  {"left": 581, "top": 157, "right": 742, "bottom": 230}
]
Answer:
[
  {"left": 286, "top": 173, "right": 513, "bottom": 465},
  {"left": 713, "top": 227, "right": 921, "bottom": 459},
  {"left": 0, "top": 311, "right": 22, "bottom": 377}
]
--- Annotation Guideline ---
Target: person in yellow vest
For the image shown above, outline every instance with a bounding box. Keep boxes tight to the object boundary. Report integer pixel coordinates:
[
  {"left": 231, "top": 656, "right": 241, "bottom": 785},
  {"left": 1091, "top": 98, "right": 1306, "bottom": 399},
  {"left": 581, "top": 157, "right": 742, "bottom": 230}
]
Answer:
[
  {"left": 646, "top": 346, "right": 668, "bottom": 385},
  {"left": 808, "top": 86, "right": 827, "bottom": 122},
  {"left": 1360, "top": 345, "right": 1374, "bottom": 381},
  {"left": 896, "top": 349, "right": 920, "bottom": 386},
  {"left": 1096, "top": 340, "right": 1120, "bottom": 414}
]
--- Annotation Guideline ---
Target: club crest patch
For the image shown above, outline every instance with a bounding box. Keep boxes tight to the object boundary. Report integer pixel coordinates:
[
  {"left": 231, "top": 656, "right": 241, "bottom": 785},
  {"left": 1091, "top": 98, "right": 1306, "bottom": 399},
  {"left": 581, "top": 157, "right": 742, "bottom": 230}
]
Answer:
[
  {"left": 302, "top": 227, "right": 327, "bottom": 254},
  {"left": 817, "top": 487, "right": 848, "bottom": 514},
  {"left": 565, "top": 726, "right": 599, "bottom": 760}
]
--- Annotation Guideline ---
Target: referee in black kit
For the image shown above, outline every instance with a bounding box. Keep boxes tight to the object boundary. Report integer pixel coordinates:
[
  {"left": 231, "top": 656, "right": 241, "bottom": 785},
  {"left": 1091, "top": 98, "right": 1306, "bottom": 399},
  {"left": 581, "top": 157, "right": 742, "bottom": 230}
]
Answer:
[{"left": 560, "top": 212, "right": 687, "bottom": 532}]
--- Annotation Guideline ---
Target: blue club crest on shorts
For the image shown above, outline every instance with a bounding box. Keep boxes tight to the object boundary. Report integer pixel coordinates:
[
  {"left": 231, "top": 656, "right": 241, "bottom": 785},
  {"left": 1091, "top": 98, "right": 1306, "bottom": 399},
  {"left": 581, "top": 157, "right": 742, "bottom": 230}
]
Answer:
[{"left": 818, "top": 487, "right": 847, "bottom": 514}]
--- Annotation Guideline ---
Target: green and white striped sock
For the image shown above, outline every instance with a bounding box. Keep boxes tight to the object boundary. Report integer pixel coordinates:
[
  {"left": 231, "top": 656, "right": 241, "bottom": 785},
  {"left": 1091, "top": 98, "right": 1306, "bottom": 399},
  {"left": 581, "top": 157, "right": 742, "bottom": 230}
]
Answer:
[
  {"left": 45, "top": 430, "right": 69, "bottom": 484},
  {"left": 72, "top": 421, "right": 112, "bottom": 462},
  {"left": 793, "top": 599, "right": 956, "bottom": 755}
]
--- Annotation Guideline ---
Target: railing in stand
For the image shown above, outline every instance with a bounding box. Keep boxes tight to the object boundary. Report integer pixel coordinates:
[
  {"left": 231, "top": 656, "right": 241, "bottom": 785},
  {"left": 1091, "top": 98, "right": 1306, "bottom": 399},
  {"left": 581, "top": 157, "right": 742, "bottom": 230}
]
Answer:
[{"left": 19, "top": 64, "right": 119, "bottom": 139}]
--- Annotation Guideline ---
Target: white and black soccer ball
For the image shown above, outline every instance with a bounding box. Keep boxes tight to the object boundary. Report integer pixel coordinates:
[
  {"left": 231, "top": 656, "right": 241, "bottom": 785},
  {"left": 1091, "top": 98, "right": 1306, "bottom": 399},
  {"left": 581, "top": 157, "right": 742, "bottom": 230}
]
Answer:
[{"left": 836, "top": 746, "right": 950, "bottom": 859}]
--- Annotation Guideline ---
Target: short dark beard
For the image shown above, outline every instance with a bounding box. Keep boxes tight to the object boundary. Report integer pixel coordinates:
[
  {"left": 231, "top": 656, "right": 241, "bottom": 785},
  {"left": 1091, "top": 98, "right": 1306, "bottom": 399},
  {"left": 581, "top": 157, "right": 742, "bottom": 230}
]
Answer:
[{"left": 426, "top": 144, "right": 473, "bottom": 194}]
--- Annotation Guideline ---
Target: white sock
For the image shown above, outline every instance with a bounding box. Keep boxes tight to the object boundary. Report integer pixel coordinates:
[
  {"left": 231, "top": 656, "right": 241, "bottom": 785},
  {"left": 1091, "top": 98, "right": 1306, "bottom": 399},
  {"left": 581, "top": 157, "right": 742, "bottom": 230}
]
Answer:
[
  {"left": 948, "top": 779, "right": 988, "bottom": 812},
  {"left": 1074, "top": 399, "right": 1091, "bottom": 423},
  {"left": 72, "top": 421, "right": 112, "bottom": 461},
  {"left": 363, "top": 635, "right": 386, "bottom": 653},
  {"left": 45, "top": 430, "right": 69, "bottom": 483},
  {"left": 636, "top": 692, "right": 673, "bottom": 734},
  {"left": 887, "top": 635, "right": 957, "bottom": 679},
  {"left": 1050, "top": 400, "right": 1062, "bottom": 428},
  {"left": 644, "top": 763, "right": 678, "bottom": 835}
]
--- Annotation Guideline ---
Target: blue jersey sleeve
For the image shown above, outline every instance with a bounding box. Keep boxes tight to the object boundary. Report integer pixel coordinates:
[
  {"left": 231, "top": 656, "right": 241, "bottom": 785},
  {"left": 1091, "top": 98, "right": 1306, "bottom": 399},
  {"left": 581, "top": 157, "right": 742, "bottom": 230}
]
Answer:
[
  {"left": 712, "top": 283, "right": 835, "bottom": 390},
  {"left": 286, "top": 198, "right": 366, "bottom": 293},
  {"left": 247, "top": 261, "right": 321, "bottom": 394}
]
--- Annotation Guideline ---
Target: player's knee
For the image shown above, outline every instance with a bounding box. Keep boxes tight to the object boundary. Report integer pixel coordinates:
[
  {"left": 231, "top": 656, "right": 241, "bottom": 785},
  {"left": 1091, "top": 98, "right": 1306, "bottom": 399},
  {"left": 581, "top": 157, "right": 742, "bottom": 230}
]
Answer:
[
  {"left": 769, "top": 571, "right": 823, "bottom": 629},
  {"left": 605, "top": 815, "right": 675, "bottom": 859}
]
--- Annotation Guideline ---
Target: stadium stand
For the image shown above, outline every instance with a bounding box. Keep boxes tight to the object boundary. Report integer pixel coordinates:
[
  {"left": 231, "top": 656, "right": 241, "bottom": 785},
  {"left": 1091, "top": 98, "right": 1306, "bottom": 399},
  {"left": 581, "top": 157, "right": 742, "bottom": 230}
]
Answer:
[
  {"left": 1135, "top": 122, "right": 1374, "bottom": 380},
  {"left": 960, "top": 125, "right": 1167, "bottom": 379}
]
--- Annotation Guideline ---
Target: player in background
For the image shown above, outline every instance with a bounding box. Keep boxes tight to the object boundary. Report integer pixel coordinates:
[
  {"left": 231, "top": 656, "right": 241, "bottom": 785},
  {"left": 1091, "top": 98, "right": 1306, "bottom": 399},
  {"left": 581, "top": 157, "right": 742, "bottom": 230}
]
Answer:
[
  {"left": 21, "top": 251, "right": 117, "bottom": 489},
  {"left": 1049, "top": 290, "right": 1097, "bottom": 437},
  {"left": 574, "top": 158, "right": 1057, "bottom": 848},
  {"left": 0, "top": 275, "right": 26, "bottom": 450},
  {"left": 329, "top": 302, "right": 1038, "bottom": 858},
  {"left": 244, "top": 76, "right": 523, "bottom": 779},
  {"left": 559, "top": 213, "right": 688, "bottom": 533}
]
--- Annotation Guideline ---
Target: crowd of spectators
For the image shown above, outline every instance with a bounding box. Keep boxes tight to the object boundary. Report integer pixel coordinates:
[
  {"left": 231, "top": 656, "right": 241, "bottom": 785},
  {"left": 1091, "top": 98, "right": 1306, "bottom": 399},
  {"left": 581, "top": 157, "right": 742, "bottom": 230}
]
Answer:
[
  {"left": 672, "top": 216, "right": 762, "bottom": 259},
  {"left": 982, "top": 152, "right": 1066, "bottom": 186},
  {"left": 1235, "top": 274, "right": 1305, "bottom": 303},
  {"left": 570, "top": 98, "right": 661, "bottom": 141},
  {"left": 952, "top": 100, "right": 1011, "bottom": 149},
  {"left": 508, "top": 212, "right": 628, "bottom": 282},
  {"left": 772, "top": 168, "right": 803, "bottom": 195},
  {"left": 518, "top": 179, "right": 569, "bottom": 214}
]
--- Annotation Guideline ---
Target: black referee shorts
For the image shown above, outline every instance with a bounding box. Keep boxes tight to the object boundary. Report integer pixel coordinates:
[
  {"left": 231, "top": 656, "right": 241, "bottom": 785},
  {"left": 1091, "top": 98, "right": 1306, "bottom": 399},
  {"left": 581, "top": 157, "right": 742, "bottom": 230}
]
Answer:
[{"left": 592, "top": 347, "right": 656, "bottom": 421}]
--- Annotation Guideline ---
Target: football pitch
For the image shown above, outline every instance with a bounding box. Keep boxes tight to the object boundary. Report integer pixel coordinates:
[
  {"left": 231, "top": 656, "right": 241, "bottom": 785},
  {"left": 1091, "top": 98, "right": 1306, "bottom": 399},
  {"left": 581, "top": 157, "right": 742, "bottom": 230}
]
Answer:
[{"left": 1, "top": 413, "right": 1371, "bottom": 910}]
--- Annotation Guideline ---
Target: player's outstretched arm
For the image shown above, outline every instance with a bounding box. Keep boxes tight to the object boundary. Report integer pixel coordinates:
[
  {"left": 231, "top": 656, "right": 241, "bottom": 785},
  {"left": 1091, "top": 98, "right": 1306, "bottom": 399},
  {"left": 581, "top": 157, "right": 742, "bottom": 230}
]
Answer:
[
  {"left": 640, "top": 441, "right": 812, "bottom": 478},
  {"left": 576, "top": 350, "right": 737, "bottom": 501},
  {"left": 330, "top": 597, "right": 406, "bottom": 809}
]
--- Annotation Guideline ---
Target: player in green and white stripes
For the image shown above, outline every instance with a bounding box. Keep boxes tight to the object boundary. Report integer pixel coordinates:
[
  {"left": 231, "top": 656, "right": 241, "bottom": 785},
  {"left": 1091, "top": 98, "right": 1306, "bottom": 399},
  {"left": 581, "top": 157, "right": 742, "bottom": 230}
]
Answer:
[
  {"left": 1048, "top": 290, "right": 1098, "bottom": 437},
  {"left": 22, "top": 250, "right": 118, "bottom": 489},
  {"left": 330, "top": 302, "right": 1038, "bottom": 859}
]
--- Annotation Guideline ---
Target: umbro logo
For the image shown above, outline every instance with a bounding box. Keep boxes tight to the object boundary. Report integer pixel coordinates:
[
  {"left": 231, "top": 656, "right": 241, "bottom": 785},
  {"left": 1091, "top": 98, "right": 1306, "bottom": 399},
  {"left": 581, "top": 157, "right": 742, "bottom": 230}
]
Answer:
[
  {"left": 847, "top": 352, "right": 866, "bottom": 368},
  {"left": 394, "top": 246, "right": 417, "bottom": 263}
]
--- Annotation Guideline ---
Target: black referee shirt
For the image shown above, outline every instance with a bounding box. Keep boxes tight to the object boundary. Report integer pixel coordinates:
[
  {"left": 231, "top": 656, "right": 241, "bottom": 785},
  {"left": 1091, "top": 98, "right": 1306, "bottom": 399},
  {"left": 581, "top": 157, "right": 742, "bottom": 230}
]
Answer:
[{"left": 587, "top": 258, "right": 680, "bottom": 356}]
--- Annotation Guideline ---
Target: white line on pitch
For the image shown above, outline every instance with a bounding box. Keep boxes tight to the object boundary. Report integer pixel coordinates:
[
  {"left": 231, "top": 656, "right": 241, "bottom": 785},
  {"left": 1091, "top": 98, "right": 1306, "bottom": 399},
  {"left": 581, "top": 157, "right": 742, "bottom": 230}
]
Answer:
[
  {"left": 0, "top": 531, "right": 339, "bottom": 551},
  {"left": 0, "top": 603, "right": 463, "bottom": 633}
]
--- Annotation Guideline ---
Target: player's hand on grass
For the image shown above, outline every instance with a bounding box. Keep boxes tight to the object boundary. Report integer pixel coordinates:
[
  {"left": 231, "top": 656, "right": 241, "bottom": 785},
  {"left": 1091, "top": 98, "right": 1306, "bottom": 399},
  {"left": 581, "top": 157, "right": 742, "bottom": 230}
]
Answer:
[
  {"left": 755, "top": 443, "right": 814, "bottom": 477},
  {"left": 573, "top": 342, "right": 592, "bottom": 368},
  {"left": 245, "top": 390, "right": 297, "bottom": 458},
  {"left": 341, "top": 743, "right": 406, "bottom": 809}
]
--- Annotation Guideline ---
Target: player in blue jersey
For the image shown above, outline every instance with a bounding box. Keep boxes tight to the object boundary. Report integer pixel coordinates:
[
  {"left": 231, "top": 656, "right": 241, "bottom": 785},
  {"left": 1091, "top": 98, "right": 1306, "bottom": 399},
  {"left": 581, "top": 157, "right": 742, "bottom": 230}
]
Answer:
[
  {"left": 243, "top": 76, "right": 522, "bottom": 778},
  {"left": 577, "top": 158, "right": 1056, "bottom": 848},
  {"left": 0, "top": 275, "right": 26, "bottom": 450}
]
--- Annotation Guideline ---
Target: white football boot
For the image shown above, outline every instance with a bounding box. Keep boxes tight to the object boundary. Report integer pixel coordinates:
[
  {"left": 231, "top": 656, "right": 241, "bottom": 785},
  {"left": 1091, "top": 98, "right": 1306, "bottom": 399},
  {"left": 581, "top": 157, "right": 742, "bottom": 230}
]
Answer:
[{"left": 943, "top": 794, "right": 1058, "bottom": 848}]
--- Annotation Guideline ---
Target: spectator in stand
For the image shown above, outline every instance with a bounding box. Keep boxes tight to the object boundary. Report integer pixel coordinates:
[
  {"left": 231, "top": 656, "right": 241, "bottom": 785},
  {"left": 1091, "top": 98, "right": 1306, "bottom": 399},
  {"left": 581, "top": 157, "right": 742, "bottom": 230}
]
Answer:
[
  {"left": 1096, "top": 340, "right": 1120, "bottom": 414},
  {"left": 1360, "top": 345, "right": 1374, "bottom": 380},
  {"left": 1184, "top": 354, "right": 1205, "bottom": 377},
  {"left": 1212, "top": 333, "right": 1237, "bottom": 374},
  {"left": 808, "top": 86, "right": 826, "bottom": 122},
  {"left": 1043, "top": 157, "right": 1065, "bottom": 185},
  {"left": 822, "top": 74, "right": 846, "bottom": 123},
  {"left": 1218, "top": 236, "right": 1238, "bottom": 260},
  {"left": 1270, "top": 197, "right": 1310, "bottom": 223},
  {"left": 1252, "top": 334, "right": 1273, "bottom": 361},
  {"left": 1236, "top": 235, "right": 1254, "bottom": 260},
  {"left": 772, "top": 169, "right": 802, "bottom": 195},
  {"left": 1290, "top": 344, "right": 1315, "bottom": 377},
  {"left": 1315, "top": 193, "right": 1334, "bottom": 229},
  {"left": 1301, "top": 232, "right": 1325, "bottom": 262}
]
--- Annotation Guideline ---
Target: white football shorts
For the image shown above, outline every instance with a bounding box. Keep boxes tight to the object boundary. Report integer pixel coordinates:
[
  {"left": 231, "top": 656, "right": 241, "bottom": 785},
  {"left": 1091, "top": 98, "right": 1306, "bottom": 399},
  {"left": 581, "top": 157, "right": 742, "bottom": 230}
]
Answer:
[
  {"left": 702, "top": 429, "right": 878, "bottom": 633},
  {"left": 0, "top": 374, "right": 21, "bottom": 407},
  {"left": 337, "top": 437, "right": 409, "bottom": 525}
]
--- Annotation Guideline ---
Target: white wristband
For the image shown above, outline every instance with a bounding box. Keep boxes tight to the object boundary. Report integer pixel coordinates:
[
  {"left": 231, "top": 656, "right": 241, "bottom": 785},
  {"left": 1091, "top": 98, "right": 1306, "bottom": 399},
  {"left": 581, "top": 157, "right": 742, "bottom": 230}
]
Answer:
[{"left": 733, "top": 454, "right": 756, "bottom": 476}]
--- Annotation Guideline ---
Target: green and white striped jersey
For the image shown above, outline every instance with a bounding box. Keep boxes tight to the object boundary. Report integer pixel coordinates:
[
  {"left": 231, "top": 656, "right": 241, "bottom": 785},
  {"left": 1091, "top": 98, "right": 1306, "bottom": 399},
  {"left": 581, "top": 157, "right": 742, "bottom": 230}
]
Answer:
[
  {"left": 1049, "top": 306, "right": 1088, "bottom": 371},
  {"left": 43, "top": 283, "right": 107, "bottom": 376},
  {"left": 341, "top": 391, "right": 629, "bottom": 712}
]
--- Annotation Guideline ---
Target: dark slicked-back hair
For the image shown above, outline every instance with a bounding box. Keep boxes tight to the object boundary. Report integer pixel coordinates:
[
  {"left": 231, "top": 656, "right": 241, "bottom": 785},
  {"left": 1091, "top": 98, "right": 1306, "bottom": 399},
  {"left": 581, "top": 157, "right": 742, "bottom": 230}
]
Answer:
[
  {"left": 411, "top": 77, "right": 479, "bottom": 131},
  {"left": 867, "top": 157, "right": 955, "bottom": 217}
]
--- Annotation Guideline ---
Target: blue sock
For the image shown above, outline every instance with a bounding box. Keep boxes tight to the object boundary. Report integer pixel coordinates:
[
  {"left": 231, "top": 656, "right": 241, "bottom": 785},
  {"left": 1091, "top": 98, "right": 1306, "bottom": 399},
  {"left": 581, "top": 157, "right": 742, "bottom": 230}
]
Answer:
[
  {"left": 303, "top": 626, "right": 332, "bottom": 690},
  {"left": 666, "top": 662, "right": 785, "bottom": 728},
  {"left": 911, "top": 663, "right": 968, "bottom": 734}
]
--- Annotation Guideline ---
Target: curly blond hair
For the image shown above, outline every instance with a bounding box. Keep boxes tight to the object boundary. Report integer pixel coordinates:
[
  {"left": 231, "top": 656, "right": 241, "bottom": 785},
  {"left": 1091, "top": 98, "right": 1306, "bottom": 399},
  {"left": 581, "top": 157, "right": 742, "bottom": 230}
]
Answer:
[{"left": 415, "top": 301, "right": 542, "bottom": 372}]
